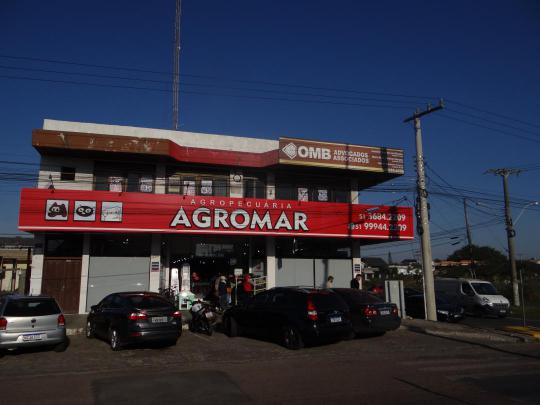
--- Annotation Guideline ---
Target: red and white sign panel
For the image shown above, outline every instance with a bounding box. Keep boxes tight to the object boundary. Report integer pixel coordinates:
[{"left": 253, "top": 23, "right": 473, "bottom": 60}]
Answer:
[{"left": 19, "top": 188, "right": 414, "bottom": 240}]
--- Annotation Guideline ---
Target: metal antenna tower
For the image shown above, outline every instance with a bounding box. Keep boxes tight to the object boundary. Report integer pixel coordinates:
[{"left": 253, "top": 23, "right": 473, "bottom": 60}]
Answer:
[{"left": 172, "top": 0, "right": 182, "bottom": 130}]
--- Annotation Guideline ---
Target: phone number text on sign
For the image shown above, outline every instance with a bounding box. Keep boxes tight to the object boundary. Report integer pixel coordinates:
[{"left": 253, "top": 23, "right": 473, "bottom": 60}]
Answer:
[{"left": 348, "top": 210, "right": 409, "bottom": 232}]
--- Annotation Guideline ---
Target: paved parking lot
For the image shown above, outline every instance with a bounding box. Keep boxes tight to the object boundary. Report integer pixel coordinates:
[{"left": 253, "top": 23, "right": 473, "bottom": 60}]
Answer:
[{"left": 2, "top": 327, "right": 540, "bottom": 404}]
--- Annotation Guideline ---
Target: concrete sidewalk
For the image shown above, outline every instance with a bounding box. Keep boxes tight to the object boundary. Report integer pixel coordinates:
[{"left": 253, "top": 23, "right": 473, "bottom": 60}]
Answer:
[{"left": 401, "top": 318, "right": 537, "bottom": 343}]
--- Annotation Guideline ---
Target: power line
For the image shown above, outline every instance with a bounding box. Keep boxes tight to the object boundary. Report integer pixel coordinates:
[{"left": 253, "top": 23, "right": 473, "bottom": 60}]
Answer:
[
  {"left": 0, "top": 54, "right": 437, "bottom": 100},
  {"left": 446, "top": 98, "right": 540, "bottom": 129},
  {"left": 438, "top": 113, "right": 540, "bottom": 144},
  {"left": 0, "top": 64, "right": 424, "bottom": 105},
  {"left": 0, "top": 74, "right": 417, "bottom": 110},
  {"left": 446, "top": 107, "right": 540, "bottom": 138}
]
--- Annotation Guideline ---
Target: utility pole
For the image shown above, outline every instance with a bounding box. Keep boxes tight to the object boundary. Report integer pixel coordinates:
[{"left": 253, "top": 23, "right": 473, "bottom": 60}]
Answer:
[
  {"left": 463, "top": 198, "right": 475, "bottom": 278},
  {"left": 172, "top": 0, "right": 182, "bottom": 130},
  {"left": 486, "top": 168, "right": 521, "bottom": 306},
  {"left": 404, "top": 99, "right": 444, "bottom": 322}
]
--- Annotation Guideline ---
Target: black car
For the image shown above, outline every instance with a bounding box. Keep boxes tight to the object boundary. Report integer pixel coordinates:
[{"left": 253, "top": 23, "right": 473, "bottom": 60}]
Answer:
[
  {"left": 222, "top": 287, "right": 352, "bottom": 350},
  {"left": 404, "top": 287, "right": 422, "bottom": 297},
  {"left": 86, "top": 292, "right": 182, "bottom": 350},
  {"left": 405, "top": 294, "right": 464, "bottom": 322},
  {"left": 332, "top": 288, "right": 401, "bottom": 336}
]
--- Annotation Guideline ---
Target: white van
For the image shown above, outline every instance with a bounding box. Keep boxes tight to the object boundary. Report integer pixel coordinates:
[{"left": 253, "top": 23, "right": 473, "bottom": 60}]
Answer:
[{"left": 435, "top": 278, "right": 510, "bottom": 317}]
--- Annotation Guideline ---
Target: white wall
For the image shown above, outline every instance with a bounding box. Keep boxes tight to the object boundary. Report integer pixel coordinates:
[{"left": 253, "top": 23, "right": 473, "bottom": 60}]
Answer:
[
  {"left": 37, "top": 156, "right": 94, "bottom": 190},
  {"left": 78, "top": 234, "right": 90, "bottom": 314},
  {"left": 29, "top": 233, "right": 44, "bottom": 296}
]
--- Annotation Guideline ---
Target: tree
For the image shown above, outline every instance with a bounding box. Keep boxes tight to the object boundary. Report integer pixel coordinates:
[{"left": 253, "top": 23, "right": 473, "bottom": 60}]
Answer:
[
  {"left": 446, "top": 244, "right": 508, "bottom": 279},
  {"left": 447, "top": 244, "right": 506, "bottom": 263}
]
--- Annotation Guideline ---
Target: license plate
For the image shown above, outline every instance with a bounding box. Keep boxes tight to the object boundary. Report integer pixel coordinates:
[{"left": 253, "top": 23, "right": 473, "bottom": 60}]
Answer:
[
  {"left": 151, "top": 316, "right": 168, "bottom": 323},
  {"left": 379, "top": 310, "right": 390, "bottom": 316},
  {"left": 205, "top": 312, "right": 214, "bottom": 319},
  {"left": 330, "top": 316, "right": 342, "bottom": 323},
  {"left": 500, "top": 310, "right": 506, "bottom": 313},
  {"left": 22, "top": 333, "right": 45, "bottom": 341}
]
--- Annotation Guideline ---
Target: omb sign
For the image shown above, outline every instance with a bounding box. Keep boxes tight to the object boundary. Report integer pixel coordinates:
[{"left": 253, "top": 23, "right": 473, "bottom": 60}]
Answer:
[{"left": 282, "top": 142, "right": 330, "bottom": 161}]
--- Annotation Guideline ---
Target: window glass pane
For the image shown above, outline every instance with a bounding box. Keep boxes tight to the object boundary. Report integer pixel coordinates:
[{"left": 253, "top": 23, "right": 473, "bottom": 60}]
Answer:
[
  {"left": 317, "top": 189, "right": 328, "bottom": 202},
  {"left": 108, "top": 176, "right": 124, "bottom": 192},
  {"left": 4, "top": 299, "right": 61, "bottom": 316},
  {"left": 126, "top": 294, "right": 173, "bottom": 309},
  {"left": 214, "top": 179, "right": 228, "bottom": 196},
  {"left": 200, "top": 179, "right": 213, "bottom": 196},
  {"left": 297, "top": 187, "right": 309, "bottom": 201},
  {"left": 183, "top": 178, "right": 196, "bottom": 196},
  {"left": 334, "top": 189, "right": 349, "bottom": 203},
  {"left": 139, "top": 176, "right": 154, "bottom": 193},
  {"left": 276, "top": 183, "right": 293, "bottom": 200},
  {"left": 243, "top": 179, "right": 255, "bottom": 199},
  {"left": 90, "top": 234, "right": 151, "bottom": 257},
  {"left": 127, "top": 173, "right": 139, "bottom": 192},
  {"left": 94, "top": 173, "right": 108, "bottom": 191},
  {"left": 60, "top": 167, "right": 76, "bottom": 181},
  {"left": 168, "top": 176, "right": 181, "bottom": 194},
  {"left": 45, "top": 235, "right": 83, "bottom": 257},
  {"left": 255, "top": 180, "right": 266, "bottom": 199},
  {"left": 276, "top": 237, "right": 351, "bottom": 259}
]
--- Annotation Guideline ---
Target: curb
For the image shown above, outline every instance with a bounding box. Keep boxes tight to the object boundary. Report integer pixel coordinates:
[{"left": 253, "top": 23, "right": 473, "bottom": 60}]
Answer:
[
  {"left": 400, "top": 322, "right": 531, "bottom": 343},
  {"left": 502, "top": 326, "right": 540, "bottom": 340}
]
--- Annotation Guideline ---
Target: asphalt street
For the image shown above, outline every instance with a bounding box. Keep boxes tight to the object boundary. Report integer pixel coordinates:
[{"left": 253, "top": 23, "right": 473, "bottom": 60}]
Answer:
[{"left": 2, "top": 326, "right": 540, "bottom": 404}]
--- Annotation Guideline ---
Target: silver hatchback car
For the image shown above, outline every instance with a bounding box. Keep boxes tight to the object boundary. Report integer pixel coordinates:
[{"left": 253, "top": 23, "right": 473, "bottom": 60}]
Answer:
[{"left": 0, "top": 293, "right": 68, "bottom": 355}]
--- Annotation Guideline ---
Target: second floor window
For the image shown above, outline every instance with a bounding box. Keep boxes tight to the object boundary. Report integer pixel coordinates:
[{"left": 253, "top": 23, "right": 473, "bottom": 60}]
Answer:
[
  {"left": 94, "top": 162, "right": 155, "bottom": 193},
  {"left": 167, "top": 171, "right": 229, "bottom": 197}
]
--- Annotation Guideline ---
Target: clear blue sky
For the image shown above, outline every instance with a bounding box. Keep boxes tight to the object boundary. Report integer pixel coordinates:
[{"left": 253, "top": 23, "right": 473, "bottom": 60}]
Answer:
[{"left": 1, "top": 0, "right": 539, "bottom": 261}]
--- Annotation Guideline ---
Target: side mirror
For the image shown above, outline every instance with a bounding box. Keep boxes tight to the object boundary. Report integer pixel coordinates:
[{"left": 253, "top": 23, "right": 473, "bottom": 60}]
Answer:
[{"left": 90, "top": 305, "right": 99, "bottom": 312}]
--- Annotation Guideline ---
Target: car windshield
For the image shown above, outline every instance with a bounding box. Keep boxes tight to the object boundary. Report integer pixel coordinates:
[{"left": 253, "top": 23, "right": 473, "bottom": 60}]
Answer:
[
  {"left": 126, "top": 294, "right": 171, "bottom": 309},
  {"left": 471, "top": 282, "right": 499, "bottom": 295},
  {"left": 4, "top": 299, "right": 60, "bottom": 316}
]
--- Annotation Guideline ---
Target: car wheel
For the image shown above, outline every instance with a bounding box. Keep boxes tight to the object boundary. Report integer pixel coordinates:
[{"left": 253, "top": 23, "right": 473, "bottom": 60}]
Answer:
[
  {"left": 85, "top": 320, "right": 95, "bottom": 339},
  {"left": 282, "top": 325, "right": 303, "bottom": 350},
  {"left": 109, "top": 328, "right": 122, "bottom": 351},
  {"left": 53, "top": 338, "right": 69, "bottom": 352}
]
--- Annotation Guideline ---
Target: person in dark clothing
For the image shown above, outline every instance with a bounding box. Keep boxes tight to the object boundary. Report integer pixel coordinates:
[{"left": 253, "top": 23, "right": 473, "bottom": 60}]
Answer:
[
  {"left": 350, "top": 274, "right": 362, "bottom": 289},
  {"left": 218, "top": 276, "right": 229, "bottom": 310}
]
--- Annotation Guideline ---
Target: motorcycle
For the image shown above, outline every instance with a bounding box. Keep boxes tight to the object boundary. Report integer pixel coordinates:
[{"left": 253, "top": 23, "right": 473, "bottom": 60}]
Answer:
[{"left": 188, "top": 300, "right": 216, "bottom": 336}]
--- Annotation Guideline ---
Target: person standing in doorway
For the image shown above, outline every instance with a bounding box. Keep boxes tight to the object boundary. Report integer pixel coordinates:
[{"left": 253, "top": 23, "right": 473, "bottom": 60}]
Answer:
[
  {"left": 326, "top": 276, "right": 334, "bottom": 288},
  {"left": 350, "top": 274, "right": 362, "bottom": 289},
  {"left": 218, "top": 276, "right": 228, "bottom": 310}
]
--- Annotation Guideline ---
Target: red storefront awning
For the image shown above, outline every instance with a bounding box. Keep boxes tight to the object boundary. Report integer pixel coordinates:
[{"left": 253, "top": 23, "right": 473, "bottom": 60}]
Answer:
[{"left": 19, "top": 188, "right": 414, "bottom": 240}]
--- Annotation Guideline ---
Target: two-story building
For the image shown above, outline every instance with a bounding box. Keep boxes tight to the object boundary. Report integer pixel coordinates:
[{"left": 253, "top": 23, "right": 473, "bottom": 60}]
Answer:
[{"left": 19, "top": 119, "right": 413, "bottom": 314}]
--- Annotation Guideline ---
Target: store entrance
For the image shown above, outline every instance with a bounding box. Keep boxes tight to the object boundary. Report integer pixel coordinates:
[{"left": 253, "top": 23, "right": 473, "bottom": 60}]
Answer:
[{"left": 167, "top": 235, "right": 266, "bottom": 299}]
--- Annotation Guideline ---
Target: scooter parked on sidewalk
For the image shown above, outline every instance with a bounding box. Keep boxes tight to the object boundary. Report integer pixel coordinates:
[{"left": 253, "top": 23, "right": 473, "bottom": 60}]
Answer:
[{"left": 188, "top": 300, "right": 217, "bottom": 336}]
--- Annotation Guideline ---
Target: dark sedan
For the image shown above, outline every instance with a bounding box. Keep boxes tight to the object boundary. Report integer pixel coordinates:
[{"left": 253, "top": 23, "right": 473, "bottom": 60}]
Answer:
[
  {"left": 222, "top": 287, "right": 353, "bottom": 350},
  {"left": 332, "top": 288, "right": 401, "bottom": 336},
  {"left": 86, "top": 292, "right": 182, "bottom": 350},
  {"left": 405, "top": 294, "right": 464, "bottom": 322}
]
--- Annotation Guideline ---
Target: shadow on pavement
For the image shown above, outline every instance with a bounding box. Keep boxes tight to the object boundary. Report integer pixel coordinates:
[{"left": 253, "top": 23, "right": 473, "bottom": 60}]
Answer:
[{"left": 92, "top": 369, "right": 251, "bottom": 405}]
